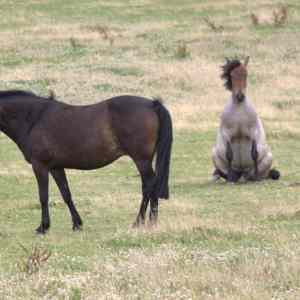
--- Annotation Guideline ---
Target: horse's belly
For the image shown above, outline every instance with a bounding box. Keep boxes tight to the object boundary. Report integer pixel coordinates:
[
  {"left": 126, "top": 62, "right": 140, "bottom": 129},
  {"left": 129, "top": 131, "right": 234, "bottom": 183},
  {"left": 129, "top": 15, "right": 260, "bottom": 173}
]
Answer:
[
  {"left": 53, "top": 149, "right": 124, "bottom": 170},
  {"left": 48, "top": 136, "right": 125, "bottom": 170},
  {"left": 231, "top": 141, "right": 254, "bottom": 171}
]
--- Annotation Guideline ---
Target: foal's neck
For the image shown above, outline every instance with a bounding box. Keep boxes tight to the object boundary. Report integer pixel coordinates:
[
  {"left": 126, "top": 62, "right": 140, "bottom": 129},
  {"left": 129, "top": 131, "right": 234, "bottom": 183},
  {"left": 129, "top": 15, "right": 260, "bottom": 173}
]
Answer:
[{"left": 230, "top": 95, "right": 250, "bottom": 106}]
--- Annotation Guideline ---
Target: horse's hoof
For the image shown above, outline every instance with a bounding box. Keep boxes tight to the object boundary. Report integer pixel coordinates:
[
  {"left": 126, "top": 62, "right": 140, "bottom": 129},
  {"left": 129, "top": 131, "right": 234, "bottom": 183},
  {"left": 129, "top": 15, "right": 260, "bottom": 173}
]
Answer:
[
  {"left": 72, "top": 223, "right": 83, "bottom": 231},
  {"left": 132, "top": 221, "right": 139, "bottom": 228},
  {"left": 132, "top": 220, "right": 145, "bottom": 228},
  {"left": 131, "top": 222, "right": 140, "bottom": 228},
  {"left": 148, "top": 220, "right": 158, "bottom": 227},
  {"left": 35, "top": 225, "right": 48, "bottom": 235},
  {"left": 212, "top": 174, "right": 221, "bottom": 182}
]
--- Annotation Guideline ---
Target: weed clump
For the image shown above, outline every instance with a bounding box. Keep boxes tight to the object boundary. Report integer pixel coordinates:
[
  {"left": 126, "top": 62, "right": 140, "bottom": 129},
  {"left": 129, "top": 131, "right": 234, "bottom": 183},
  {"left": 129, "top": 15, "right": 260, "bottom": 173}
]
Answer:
[
  {"left": 18, "top": 243, "right": 51, "bottom": 275},
  {"left": 175, "top": 41, "right": 190, "bottom": 59},
  {"left": 250, "top": 6, "right": 288, "bottom": 27},
  {"left": 203, "top": 17, "right": 224, "bottom": 32}
]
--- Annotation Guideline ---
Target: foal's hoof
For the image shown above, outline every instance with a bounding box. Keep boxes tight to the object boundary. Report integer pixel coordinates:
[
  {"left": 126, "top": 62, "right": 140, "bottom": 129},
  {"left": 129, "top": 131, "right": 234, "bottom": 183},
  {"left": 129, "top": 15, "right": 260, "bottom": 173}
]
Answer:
[
  {"left": 212, "top": 169, "right": 221, "bottom": 182},
  {"left": 227, "top": 176, "right": 237, "bottom": 183},
  {"left": 227, "top": 171, "right": 241, "bottom": 183}
]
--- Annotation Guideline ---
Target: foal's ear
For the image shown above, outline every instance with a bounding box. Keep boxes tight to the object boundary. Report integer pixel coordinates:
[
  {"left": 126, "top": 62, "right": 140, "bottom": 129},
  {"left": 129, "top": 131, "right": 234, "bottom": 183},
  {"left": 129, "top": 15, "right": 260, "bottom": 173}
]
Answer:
[{"left": 244, "top": 56, "right": 250, "bottom": 67}]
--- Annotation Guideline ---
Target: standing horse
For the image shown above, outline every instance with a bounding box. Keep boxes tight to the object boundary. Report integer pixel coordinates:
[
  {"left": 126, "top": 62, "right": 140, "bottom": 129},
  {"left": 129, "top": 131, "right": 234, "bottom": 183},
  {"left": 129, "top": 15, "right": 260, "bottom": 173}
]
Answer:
[
  {"left": 212, "top": 57, "right": 280, "bottom": 182},
  {"left": 0, "top": 90, "right": 172, "bottom": 233}
]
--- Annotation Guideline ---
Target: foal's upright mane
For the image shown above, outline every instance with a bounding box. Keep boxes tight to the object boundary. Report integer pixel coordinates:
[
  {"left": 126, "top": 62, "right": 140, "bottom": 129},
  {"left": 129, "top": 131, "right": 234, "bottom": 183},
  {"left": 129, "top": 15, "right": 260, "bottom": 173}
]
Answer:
[{"left": 221, "top": 58, "right": 242, "bottom": 91}]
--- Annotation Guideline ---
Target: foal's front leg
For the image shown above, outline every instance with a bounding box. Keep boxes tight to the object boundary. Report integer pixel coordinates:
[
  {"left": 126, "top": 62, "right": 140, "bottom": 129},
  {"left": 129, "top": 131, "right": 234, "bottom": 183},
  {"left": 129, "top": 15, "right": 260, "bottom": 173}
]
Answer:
[
  {"left": 251, "top": 140, "right": 259, "bottom": 179},
  {"left": 32, "top": 161, "right": 50, "bottom": 234},
  {"left": 226, "top": 142, "right": 242, "bottom": 182},
  {"left": 226, "top": 142, "right": 238, "bottom": 182}
]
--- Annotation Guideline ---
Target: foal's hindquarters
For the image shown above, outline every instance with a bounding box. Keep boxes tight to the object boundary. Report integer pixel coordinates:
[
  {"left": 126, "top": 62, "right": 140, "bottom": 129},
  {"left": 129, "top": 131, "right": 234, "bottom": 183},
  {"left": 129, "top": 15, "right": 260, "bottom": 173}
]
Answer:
[
  {"left": 212, "top": 133, "right": 273, "bottom": 181},
  {"left": 212, "top": 104, "right": 276, "bottom": 182}
]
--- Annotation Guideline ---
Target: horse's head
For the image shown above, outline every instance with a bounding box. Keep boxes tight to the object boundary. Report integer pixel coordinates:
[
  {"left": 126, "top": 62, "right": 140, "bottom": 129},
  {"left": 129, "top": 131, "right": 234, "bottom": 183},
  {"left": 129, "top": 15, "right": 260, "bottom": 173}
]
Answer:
[{"left": 221, "top": 57, "right": 249, "bottom": 103}]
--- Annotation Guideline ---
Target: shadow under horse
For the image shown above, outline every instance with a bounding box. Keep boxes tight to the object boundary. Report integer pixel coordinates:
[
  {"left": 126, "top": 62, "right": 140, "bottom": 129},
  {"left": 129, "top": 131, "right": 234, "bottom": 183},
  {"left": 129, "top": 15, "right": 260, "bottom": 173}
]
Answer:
[
  {"left": 0, "top": 90, "right": 172, "bottom": 233},
  {"left": 212, "top": 57, "right": 280, "bottom": 182}
]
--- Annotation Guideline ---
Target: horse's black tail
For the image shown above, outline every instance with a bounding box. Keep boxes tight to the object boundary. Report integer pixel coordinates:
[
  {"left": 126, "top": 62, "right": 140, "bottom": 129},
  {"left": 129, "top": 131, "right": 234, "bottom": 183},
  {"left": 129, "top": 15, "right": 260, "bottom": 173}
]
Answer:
[
  {"left": 153, "top": 99, "right": 173, "bottom": 199},
  {"left": 269, "top": 168, "right": 280, "bottom": 180}
]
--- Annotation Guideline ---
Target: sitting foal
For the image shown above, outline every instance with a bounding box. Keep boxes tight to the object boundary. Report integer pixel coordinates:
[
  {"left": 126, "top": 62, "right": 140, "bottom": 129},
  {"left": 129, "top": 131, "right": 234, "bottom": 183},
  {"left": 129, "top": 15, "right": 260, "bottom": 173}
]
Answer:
[{"left": 212, "top": 57, "right": 280, "bottom": 182}]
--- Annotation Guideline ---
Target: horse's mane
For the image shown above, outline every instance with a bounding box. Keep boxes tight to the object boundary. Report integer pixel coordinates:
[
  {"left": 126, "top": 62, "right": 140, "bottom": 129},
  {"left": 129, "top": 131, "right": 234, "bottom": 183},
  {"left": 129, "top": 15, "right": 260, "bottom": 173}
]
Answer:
[
  {"left": 221, "top": 58, "right": 241, "bottom": 91},
  {"left": 0, "top": 90, "right": 37, "bottom": 98},
  {"left": 0, "top": 90, "right": 55, "bottom": 101}
]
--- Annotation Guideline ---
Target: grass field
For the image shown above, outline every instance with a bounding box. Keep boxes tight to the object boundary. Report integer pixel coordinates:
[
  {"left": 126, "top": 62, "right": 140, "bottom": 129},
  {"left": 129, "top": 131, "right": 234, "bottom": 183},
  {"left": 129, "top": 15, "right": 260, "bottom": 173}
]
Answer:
[{"left": 0, "top": 0, "right": 300, "bottom": 299}]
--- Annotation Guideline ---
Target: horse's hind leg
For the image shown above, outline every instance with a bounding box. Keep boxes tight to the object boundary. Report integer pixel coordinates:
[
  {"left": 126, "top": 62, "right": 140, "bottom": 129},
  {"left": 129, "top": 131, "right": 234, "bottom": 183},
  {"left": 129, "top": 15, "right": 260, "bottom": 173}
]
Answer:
[
  {"left": 149, "top": 194, "right": 158, "bottom": 225},
  {"left": 133, "top": 160, "right": 156, "bottom": 227},
  {"left": 258, "top": 152, "right": 273, "bottom": 179},
  {"left": 50, "top": 169, "right": 83, "bottom": 231}
]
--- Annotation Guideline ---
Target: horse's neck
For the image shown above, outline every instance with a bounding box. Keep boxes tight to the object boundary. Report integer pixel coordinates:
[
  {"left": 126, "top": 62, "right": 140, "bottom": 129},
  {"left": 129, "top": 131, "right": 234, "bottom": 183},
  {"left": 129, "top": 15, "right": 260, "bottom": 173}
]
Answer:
[{"left": 0, "top": 100, "right": 49, "bottom": 150}]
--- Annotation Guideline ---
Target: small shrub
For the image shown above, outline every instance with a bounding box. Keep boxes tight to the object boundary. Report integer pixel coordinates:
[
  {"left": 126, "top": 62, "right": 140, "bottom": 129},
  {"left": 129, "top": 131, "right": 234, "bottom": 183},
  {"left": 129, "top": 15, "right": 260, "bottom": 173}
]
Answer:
[
  {"left": 69, "top": 37, "right": 80, "bottom": 49},
  {"left": 250, "top": 13, "right": 260, "bottom": 26},
  {"left": 70, "top": 287, "right": 82, "bottom": 300},
  {"left": 203, "top": 17, "right": 224, "bottom": 32},
  {"left": 250, "top": 6, "right": 288, "bottom": 28},
  {"left": 18, "top": 243, "right": 51, "bottom": 275},
  {"left": 273, "top": 6, "right": 288, "bottom": 27},
  {"left": 68, "top": 37, "right": 87, "bottom": 57},
  {"left": 175, "top": 41, "right": 190, "bottom": 59},
  {"left": 85, "top": 25, "right": 115, "bottom": 45},
  {"left": 272, "top": 99, "right": 298, "bottom": 110}
]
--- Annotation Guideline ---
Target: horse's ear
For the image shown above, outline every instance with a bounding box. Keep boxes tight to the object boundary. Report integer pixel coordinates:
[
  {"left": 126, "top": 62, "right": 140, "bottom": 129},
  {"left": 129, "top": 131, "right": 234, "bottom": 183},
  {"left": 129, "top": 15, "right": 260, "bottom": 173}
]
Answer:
[
  {"left": 48, "top": 89, "right": 56, "bottom": 100},
  {"left": 244, "top": 56, "right": 250, "bottom": 67}
]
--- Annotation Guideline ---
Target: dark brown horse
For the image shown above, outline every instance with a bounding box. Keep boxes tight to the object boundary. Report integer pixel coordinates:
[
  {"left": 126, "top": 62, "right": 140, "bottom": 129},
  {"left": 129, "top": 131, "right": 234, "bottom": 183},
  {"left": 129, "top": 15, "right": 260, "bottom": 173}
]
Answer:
[{"left": 0, "top": 90, "right": 172, "bottom": 233}]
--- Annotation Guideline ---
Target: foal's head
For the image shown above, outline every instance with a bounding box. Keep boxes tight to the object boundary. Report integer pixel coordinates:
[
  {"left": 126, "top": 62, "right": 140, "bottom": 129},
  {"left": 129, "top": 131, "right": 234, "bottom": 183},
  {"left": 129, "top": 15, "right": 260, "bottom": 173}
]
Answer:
[{"left": 221, "top": 57, "right": 250, "bottom": 103}]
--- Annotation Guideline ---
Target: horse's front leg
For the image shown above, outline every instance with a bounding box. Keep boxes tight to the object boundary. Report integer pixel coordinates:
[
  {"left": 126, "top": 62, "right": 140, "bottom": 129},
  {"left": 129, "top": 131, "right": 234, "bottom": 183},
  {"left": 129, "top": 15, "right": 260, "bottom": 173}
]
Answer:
[
  {"left": 50, "top": 169, "right": 83, "bottom": 231},
  {"left": 32, "top": 161, "right": 50, "bottom": 234}
]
